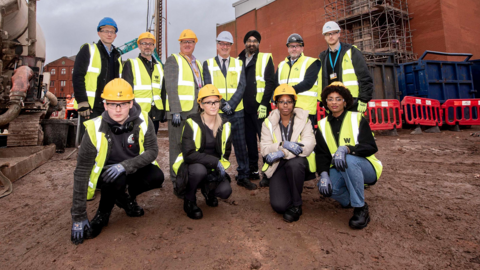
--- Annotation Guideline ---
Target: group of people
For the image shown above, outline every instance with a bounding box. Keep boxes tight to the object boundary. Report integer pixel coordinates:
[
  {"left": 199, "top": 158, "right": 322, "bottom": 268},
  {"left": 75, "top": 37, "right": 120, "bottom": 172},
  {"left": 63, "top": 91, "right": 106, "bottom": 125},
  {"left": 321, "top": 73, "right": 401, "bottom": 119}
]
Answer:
[{"left": 70, "top": 17, "right": 382, "bottom": 245}]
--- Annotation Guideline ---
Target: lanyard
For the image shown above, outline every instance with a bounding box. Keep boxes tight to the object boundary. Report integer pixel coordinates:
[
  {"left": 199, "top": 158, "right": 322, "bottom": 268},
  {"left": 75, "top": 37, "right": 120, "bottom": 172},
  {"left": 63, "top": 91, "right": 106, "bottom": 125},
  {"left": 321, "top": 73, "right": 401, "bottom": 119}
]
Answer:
[
  {"left": 280, "top": 116, "right": 293, "bottom": 142},
  {"left": 329, "top": 43, "right": 342, "bottom": 70}
]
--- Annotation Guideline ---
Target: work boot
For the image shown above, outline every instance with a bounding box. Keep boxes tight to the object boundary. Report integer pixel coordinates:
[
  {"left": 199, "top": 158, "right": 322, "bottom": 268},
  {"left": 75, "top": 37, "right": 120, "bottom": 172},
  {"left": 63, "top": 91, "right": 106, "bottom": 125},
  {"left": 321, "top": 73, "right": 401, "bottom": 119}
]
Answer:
[
  {"left": 248, "top": 170, "right": 260, "bottom": 180},
  {"left": 115, "top": 193, "right": 144, "bottom": 217},
  {"left": 259, "top": 173, "right": 269, "bottom": 187},
  {"left": 201, "top": 185, "right": 218, "bottom": 207},
  {"left": 349, "top": 202, "right": 370, "bottom": 229},
  {"left": 236, "top": 176, "right": 257, "bottom": 190},
  {"left": 283, "top": 205, "right": 302, "bottom": 223},
  {"left": 87, "top": 210, "right": 111, "bottom": 238},
  {"left": 184, "top": 198, "right": 203, "bottom": 219}
]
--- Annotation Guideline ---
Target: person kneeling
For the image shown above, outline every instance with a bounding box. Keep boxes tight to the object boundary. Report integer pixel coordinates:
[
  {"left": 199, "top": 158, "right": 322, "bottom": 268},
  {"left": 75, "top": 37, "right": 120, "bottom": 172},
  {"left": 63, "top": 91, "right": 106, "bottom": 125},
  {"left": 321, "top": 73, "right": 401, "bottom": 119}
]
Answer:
[
  {"left": 172, "top": 84, "right": 233, "bottom": 220},
  {"left": 260, "top": 84, "right": 316, "bottom": 223},
  {"left": 70, "top": 78, "right": 164, "bottom": 245},
  {"left": 315, "top": 82, "right": 382, "bottom": 229}
]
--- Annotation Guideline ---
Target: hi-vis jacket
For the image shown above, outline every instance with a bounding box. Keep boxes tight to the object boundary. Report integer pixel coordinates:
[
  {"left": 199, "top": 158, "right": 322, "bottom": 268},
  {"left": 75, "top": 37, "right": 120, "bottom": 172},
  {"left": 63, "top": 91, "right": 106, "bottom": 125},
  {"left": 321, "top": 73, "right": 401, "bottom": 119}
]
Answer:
[
  {"left": 260, "top": 108, "right": 316, "bottom": 178},
  {"left": 128, "top": 57, "right": 164, "bottom": 112}
]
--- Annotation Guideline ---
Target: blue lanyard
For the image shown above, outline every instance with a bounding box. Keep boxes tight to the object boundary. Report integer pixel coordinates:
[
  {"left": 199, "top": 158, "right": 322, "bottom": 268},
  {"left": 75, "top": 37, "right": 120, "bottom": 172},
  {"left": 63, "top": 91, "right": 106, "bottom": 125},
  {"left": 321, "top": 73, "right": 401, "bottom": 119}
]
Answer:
[{"left": 329, "top": 43, "right": 342, "bottom": 70}]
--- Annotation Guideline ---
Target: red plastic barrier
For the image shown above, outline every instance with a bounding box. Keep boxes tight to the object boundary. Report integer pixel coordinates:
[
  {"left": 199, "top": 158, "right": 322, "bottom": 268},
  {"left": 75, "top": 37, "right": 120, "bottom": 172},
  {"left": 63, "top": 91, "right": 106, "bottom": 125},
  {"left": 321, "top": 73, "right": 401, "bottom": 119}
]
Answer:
[
  {"left": 366, "top": 99, "right": 403, "bottom": 130},
  {"left": 401, "top": 96, "right": 443, "bottom": 127},
  {"left": 317, "top": 103, "right": 326, "bottom": 122},
  {"left": 442, "top": 99, "right": 480, "bottom": 125}
]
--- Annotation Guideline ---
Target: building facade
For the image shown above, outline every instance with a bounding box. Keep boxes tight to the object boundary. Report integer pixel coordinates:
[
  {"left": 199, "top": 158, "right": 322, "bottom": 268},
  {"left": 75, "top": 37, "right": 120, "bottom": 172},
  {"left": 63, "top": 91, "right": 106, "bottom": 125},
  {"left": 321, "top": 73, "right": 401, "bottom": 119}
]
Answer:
[{"left": 44, "top": 56, "right": 75, "bottom": 98}]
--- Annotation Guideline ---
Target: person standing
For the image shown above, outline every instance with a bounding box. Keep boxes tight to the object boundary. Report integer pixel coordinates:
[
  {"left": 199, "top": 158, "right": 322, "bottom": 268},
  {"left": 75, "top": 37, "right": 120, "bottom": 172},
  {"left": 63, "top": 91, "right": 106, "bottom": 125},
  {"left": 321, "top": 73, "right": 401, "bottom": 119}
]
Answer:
[
  {"left": 73, "top": 17, "right": 123, "bottom": 143},
  {"left": 318, "top": 21, "right": 373, "bottom": 112},
  {"left": 203, "top": 31, "right": 255, "bottom": 190},
  {"left": 238, "top": 30, "right": 275, "bottom": 187},
  {"left": 165, "top": 29, "right": 203, "bottom": 193},
  {"left": 123, "top": 32, "right": 166, "bottom": 134}
]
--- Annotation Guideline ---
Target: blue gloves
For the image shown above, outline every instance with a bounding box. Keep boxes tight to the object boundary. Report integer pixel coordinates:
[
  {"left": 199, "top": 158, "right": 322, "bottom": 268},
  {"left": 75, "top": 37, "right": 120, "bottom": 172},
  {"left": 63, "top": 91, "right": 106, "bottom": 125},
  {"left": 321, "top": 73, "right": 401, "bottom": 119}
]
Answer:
[
  {"left": 357, "top": 101, "right": 368, "bottom": 113},
  {"left": 101, "top": 164, "right": 126, "bottom": 183},
  {"left": 221, "top": 102, "right": 233, "bottom": 115},
  {"left": 332, "top": 146, "right": 349, "bottom": 171},
  {"left": 282, "top": 141, "right": 304, "bottom": 156},
  {"left": 217, "top": 161, "right": 225, "bottom": 178},
  {"left": 71, "top": 219, "right": 90, "bottom": 245},
  {"left": 317, "top": 171, "right": 332, "bottom": 197},
  {"left": 265, "top": 150, "right": 285, "bottom": 165},
  {"left": 172, "top": 113, "right": 182, "bottom": 127}
]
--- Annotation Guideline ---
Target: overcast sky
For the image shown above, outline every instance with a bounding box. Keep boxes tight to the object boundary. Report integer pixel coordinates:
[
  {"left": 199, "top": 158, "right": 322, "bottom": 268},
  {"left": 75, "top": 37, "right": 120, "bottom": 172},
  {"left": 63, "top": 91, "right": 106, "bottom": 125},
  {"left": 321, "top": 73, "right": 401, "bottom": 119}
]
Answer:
[{"left": 37, "top": 0, "right": 236, "bottom": 64}]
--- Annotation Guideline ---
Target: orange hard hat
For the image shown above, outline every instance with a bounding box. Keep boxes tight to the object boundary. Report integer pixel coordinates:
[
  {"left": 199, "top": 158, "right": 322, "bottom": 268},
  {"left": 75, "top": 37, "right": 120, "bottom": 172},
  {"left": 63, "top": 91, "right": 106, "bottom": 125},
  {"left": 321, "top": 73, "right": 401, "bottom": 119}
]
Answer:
[{"left": 66, "top": 94, "right": 71, "bottom": 98}]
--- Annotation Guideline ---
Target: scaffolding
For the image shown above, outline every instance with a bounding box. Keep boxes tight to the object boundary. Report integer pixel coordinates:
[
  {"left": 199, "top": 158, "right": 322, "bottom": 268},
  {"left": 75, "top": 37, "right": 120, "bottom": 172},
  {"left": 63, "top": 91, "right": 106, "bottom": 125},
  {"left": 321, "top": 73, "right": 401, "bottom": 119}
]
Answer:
[{"left": 324, "top": 0, "right": 416, "bottom": 63}]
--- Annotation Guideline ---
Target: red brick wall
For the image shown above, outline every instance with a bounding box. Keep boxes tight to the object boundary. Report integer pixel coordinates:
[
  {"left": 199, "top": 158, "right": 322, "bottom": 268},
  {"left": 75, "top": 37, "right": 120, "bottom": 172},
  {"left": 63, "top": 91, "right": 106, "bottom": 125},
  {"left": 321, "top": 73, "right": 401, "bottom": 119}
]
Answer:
[{"left": 44, "top": 57, "right": 75, "bottom": 98}]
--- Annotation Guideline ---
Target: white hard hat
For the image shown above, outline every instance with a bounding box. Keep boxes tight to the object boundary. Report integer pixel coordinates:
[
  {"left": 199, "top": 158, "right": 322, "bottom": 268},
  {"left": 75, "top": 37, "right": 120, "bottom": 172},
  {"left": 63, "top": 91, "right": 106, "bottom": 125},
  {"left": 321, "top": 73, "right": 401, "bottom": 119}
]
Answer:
[
  {"left": 216, "top": 31, "right": 234, "bottom": 44},
  {"left": 323, "top": 21, "right": 341, "bottom": 34}
]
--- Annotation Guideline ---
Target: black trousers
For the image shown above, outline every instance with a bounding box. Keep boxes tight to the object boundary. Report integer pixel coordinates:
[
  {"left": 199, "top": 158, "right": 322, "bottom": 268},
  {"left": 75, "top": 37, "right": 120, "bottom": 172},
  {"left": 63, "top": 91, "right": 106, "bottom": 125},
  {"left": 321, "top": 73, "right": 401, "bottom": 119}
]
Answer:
[
  {"left": 98, "top": 164, "right": 164, "bottom": 213},
  {"left": 244, "top": 111, "right": 263, "bottom": 171},
  {"left": 185, "top": 163, "right": 232, "bottom": 202},
  {"left": 308, "top": 114, "right": 317, "bottom": 132},
  {"left": 269, "top": 157, "right": 308, "bottom": 213}
]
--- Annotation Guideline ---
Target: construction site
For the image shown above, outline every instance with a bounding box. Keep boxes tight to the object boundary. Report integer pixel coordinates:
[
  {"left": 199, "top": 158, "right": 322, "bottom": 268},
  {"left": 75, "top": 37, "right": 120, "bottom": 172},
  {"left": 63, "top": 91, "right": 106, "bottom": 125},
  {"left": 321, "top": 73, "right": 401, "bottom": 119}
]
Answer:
[{"left": 1, "top": 0, "right": 480, "bottom": 269}]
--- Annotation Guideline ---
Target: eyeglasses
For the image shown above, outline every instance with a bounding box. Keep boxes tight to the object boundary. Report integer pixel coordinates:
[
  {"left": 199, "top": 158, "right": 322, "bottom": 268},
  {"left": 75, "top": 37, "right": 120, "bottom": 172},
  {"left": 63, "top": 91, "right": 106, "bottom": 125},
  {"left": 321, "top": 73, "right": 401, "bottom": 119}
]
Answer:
[
  {"left": 218, "top": 42, "right": 232, "bottom": 47},
  {"left": 324, "top": 31, "right": 340, "bottom": 37},
  {"left": 181, "top": 40, "right": 195, "bottom": 45},
  {"left": 100, "top": 30, "right": 116, "bottom": 35},
  {"left": 106, "top": 102, "right": 130, "bottom": 109},
  {"left": 140, "top": 42, "right": 154, "bottom": 46},
  {"left": 277, "top": 100, "right": 294, "bottom": 105},
  {"left": 246, "top": 40, "right": 259, "bottom": 45},
  {"left": 288, "top": 45, "right": 302, "bottom": 49},
  {"left": 202, "top": 100, "right": 221, "bottom": 106},
  {"left": 326, "top": 98, "right": 345, "bottom": 103}
]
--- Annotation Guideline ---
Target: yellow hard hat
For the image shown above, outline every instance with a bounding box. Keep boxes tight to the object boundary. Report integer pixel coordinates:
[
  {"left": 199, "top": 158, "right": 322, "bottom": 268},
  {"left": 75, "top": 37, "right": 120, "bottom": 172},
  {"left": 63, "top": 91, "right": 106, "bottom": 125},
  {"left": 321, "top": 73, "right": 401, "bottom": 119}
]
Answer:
[
  {"left": 178, "top": 29, "right": 198, "bottom": 43},
  {"left": 273, "top": 84, "right": 297, "bottom": 101},
  {"left": 197, "top": 84, "right": 222, "bottom": 104},
  {"left": 329, "top": 81, "right": 346, "bottom": 88},
  {"left": 137, "top": 32, "right": 156, "bottom": 45},
  {"left": 101, "top": 78, "right": 135, "bottom": 101}
]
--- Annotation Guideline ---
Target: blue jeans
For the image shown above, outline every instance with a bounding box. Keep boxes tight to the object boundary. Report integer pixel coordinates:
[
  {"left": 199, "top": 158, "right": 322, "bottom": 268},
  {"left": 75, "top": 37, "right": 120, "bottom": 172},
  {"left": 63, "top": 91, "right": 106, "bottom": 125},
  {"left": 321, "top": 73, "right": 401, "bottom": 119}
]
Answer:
[{"left": 329, "top": 154, "right": 376, "bottom": 208}]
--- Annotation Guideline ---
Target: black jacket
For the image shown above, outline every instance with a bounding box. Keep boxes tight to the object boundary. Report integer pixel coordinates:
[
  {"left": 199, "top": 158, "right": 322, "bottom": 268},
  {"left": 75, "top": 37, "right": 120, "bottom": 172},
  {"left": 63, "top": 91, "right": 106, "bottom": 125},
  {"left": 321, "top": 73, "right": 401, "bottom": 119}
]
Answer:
[
  {"left": 275, "top": 54, "right": 321, "bottom": 94},
  {"left": 72, "top": 40, "right": 122, "bottom": 111},
  {"left": 315, "top": 110, "right": 378, "bottom": 175},
  {"left": 318, "top": 42, "right": 373, "bottom": 103},
  {"left": 238, "top": 50, "right": 276, "bottom": 114}
]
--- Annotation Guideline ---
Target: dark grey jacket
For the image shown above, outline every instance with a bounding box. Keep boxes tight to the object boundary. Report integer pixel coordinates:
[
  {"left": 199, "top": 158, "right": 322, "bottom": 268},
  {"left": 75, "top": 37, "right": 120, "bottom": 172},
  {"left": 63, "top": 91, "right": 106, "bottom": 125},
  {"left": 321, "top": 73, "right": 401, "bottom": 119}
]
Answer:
[{"left": 71, "top": 102, "right": 158, "bottom": 222}]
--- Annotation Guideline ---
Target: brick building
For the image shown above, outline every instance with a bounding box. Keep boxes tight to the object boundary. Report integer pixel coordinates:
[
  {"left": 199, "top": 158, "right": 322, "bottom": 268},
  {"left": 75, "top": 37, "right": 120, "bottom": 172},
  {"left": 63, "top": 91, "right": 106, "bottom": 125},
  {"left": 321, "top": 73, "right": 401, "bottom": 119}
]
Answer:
[{"left": 44, "top": 56, "right": 75, "bottom": 98}]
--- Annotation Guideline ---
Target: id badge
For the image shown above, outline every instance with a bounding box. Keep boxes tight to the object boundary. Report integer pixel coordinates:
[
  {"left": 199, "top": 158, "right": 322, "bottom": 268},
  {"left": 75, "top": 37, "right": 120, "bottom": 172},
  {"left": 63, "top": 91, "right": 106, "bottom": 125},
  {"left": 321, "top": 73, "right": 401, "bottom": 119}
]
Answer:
[{"left": 330, "top": 73, "right": 337, "bottom": 80}]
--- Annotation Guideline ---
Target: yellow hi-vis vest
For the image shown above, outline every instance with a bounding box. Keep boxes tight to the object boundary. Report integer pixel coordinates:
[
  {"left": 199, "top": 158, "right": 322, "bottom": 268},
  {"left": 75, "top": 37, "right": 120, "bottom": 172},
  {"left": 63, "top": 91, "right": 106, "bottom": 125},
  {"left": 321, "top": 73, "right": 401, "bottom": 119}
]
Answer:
[
  {"left": 172, "top": 118, "right": 231, "bottom": 175},
  {"left": 207, "top": 57, "right": 244, "bottom": 112},
  {"left": 167, "top": 54, "right": 203, "bottom": 112},
  {"left": 254, "top": 53, "right": 273, "bottom": 103},
  {"left": 277, "top": 53, "right": 318, "bottom": 115},
  {"left": 83, "top": 111, "right": 159, "bottom": 200},
  {"left": 317, "top": 48, "right": 359, "bottom": 101},
  {"left": 73, "top": 43, "right": 123, "bottom": 109},
  {"left": 318, "top": 111, "right": 382, "bottom": 179},
  {"left": 129, "top": 58, "right": 164, "bottom": 112},
  {"left": 261, "top": 118, "right": 316, "bottom": 173}
]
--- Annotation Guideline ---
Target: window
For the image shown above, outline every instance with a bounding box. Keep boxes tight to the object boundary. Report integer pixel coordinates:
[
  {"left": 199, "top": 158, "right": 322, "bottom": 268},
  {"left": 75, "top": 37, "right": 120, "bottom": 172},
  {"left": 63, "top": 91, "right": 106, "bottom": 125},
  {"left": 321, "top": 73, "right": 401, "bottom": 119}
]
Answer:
[
  {"left": 61, "top": 81, "right": 66, "bottom": 87},
  {"left": 51, "top": 69, "right": 55, "bottom": 75},
  {"left": 50, "top": 81, "right": 54, "bottom": 87},
  {"left": 71, "top": 68, "right": 74, "bottom": 74},
  {"left": 61, "top": 68, "right": 66, "bottom": 74}
]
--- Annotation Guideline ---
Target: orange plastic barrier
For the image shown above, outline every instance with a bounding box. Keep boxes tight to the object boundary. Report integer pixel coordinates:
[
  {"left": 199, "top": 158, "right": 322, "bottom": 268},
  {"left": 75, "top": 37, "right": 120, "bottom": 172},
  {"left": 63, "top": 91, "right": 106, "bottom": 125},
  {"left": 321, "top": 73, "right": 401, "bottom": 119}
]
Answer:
[
  {"left": 366, "top": 99, "right": 403, "bottom": 130},
  {"left": 401, "top": 96, "right": 443, "bottom": 127},
  {"left": 442, "top": 99, "right": 480, "bottom": 126}
]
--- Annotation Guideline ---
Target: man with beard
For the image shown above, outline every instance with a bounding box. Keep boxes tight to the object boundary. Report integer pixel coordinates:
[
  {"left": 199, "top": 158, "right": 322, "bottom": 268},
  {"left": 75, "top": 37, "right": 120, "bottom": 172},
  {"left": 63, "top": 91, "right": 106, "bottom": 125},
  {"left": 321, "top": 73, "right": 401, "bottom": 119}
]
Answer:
[
  {"left": 123, "top": 32, "right": 166, "bottom": 134},
  {"left": 238, "top": 30, "right": 275, "bottom": 187}
]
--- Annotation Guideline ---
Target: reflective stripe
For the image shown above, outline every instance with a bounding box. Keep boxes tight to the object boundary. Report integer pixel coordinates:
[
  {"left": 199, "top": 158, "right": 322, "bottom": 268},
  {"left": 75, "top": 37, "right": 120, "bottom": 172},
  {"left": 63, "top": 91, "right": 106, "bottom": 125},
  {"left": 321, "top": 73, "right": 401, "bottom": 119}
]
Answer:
[
  {"left": 153, "top": 95, "right": 161, "bottom": 100},
  {"left": 297, "top": 91, "right": 318, "bottom": 97},
  {"left": 174, "top": 155, "right": 183, "bottom": 164},
  {"left": 191, "top": 121, "right": 199, "bottom": 144},
  {"left": 135, "top": 97, "right": 152, "bottom": 103},
  {"left": 208, "top": 59, "right": 215, "bottom": 82},
  {"left": 343, "top": 81, "right": 359, "bottom": 86},
  {"left": 277, "top": 61, "right": 286, "bottom": 84},
  {"left": 298, "top": 57, "right": 311, "bottom": 81},
  {"left": 260, "top": 53, "right": 268, "bottom": 82},
  {"left": 139, "top": 112, "right": 148, "bottom": 135},
  {"left": 87, "top": 44, "right": 100, "bottom": 74},
  {"left": 343, "top": 69, "right": 355, "bottom": 74},
  {"left": 86, "top": 91, "right": 96, "bottom": 97},
  {"left": 257, "top": 88, "right": 265, "bottom": 93},
  {"left": 320, "top": 119, "right": 327, "bottom": 147},
  {"left": 178, "top": 95, "right": 194, "bottom": 100},
  {"left": 351, "top": 112, "right": 359, "bottom": 145},
  {"left": 93, "top": 117, "right": 102, "bottom": 153},
  {"left": 177, "top": 54, "right": 194, "bottom": 87},
  {"left": 152, "top": 83, "right": 161, "bottom": 89}
]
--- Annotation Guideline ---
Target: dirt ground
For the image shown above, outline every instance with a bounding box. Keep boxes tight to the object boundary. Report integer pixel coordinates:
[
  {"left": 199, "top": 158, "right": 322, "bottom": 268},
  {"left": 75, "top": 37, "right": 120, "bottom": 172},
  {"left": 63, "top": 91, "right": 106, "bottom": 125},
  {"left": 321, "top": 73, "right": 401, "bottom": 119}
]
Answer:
[{"left": 1, "top": 124, "right": 480, "bottom": 270}]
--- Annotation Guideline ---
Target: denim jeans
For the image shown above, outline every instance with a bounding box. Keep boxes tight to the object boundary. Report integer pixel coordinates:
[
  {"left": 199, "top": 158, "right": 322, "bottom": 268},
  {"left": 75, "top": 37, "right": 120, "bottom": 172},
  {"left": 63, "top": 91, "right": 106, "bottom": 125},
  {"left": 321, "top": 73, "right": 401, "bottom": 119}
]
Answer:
[{"left": 329, "top": 154, "right": 377, "bottom": 208}]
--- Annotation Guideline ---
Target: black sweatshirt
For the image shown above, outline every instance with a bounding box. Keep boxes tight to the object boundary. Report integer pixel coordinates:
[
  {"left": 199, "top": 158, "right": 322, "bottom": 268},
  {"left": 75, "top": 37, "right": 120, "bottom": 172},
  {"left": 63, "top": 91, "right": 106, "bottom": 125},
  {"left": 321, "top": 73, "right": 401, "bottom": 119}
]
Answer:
[{"left": 315, "top": 110, "right": 378, "bottom": 174}]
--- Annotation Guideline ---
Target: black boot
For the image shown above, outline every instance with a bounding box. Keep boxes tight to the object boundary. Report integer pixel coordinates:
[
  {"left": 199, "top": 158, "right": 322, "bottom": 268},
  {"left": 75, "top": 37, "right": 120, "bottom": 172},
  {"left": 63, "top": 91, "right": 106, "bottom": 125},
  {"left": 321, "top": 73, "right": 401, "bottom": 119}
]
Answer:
[
  {"left": 349, "top": 202, "right": 370, "bottom": 229},
  {"left": 115, "top": 193, "right": 144, "bottom": 217},
  {"left": 184, "top": 198, "right": 203, "bottom": 219},
  {"left": 201, "top": 185, "right": 218, "bottom": 207},
  {"left": 236, "top": 176, "right": 257, "bottom": 190},
  {"left": 283, "top": 205, "right": 302, "bottom": 223},
  {"left": 259, "top": 173, "right": 269, "bottom": 187},
  {"left": 87, "top": 210, "right": 111, "bottom": 238},
  {"left": 248, "top": 170, "right": 260, "bottom": 180}
]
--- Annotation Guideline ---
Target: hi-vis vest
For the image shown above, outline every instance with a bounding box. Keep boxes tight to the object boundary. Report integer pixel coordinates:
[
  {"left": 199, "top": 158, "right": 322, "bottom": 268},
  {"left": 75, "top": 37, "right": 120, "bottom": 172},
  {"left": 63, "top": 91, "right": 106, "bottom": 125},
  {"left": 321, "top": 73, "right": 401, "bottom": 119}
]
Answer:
[
  {"left": 253, "top": 53, "right": 273, "bottom": 103},
  {"left": 207, "top": 57, "right": 243, "bottom": 112},
  {"left": 73, "top": 43, "right": 123, "bottom": 109},
  {"left": 261, "top": 118, "right": 316, "bottom": 173},
  {"left": 318, "top": 111, "right": 382, "bottom": 179},
  {"left": 278, "top": 53, "right": 318, "bottom": 115},
  {"left": 172, "top": 118, "right": 231, "bottom": 175},
  {"left": 66, "top": 98, "right": 75, "bottom": 110},
  {"left": 129, "top": 58, "right": 164, "bottom": 112},
  {"left": 167, "top": 54, "right": 203, "bottom": 112},
  {"left": 84, "top": 111, "right": 159, "bottom": 200},
  {"left": 318, "top": 47, "right": 359, "bottom": 100}
]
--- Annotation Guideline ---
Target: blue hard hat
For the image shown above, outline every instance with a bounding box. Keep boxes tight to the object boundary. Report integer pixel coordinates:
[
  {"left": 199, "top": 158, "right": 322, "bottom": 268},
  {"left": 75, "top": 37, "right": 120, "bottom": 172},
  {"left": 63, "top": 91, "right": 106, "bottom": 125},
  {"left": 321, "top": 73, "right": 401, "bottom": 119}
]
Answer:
[{"left": 97, "top": 17, "right": 118, "bottom": 33}]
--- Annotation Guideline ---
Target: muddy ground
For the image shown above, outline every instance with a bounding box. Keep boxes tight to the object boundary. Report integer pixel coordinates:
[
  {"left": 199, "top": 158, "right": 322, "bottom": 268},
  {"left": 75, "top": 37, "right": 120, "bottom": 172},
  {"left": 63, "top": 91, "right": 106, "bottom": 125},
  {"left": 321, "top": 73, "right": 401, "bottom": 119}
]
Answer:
[{"left": 1, "top": 125, "right": 480, "bottom": 270}]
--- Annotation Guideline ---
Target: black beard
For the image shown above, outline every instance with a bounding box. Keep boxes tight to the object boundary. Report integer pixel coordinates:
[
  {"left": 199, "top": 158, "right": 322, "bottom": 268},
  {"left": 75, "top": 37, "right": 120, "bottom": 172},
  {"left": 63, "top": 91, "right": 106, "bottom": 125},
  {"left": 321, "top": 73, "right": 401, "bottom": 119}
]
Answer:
[{"left": 246, "top": 45, "right": 259, "bottom": 54}]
